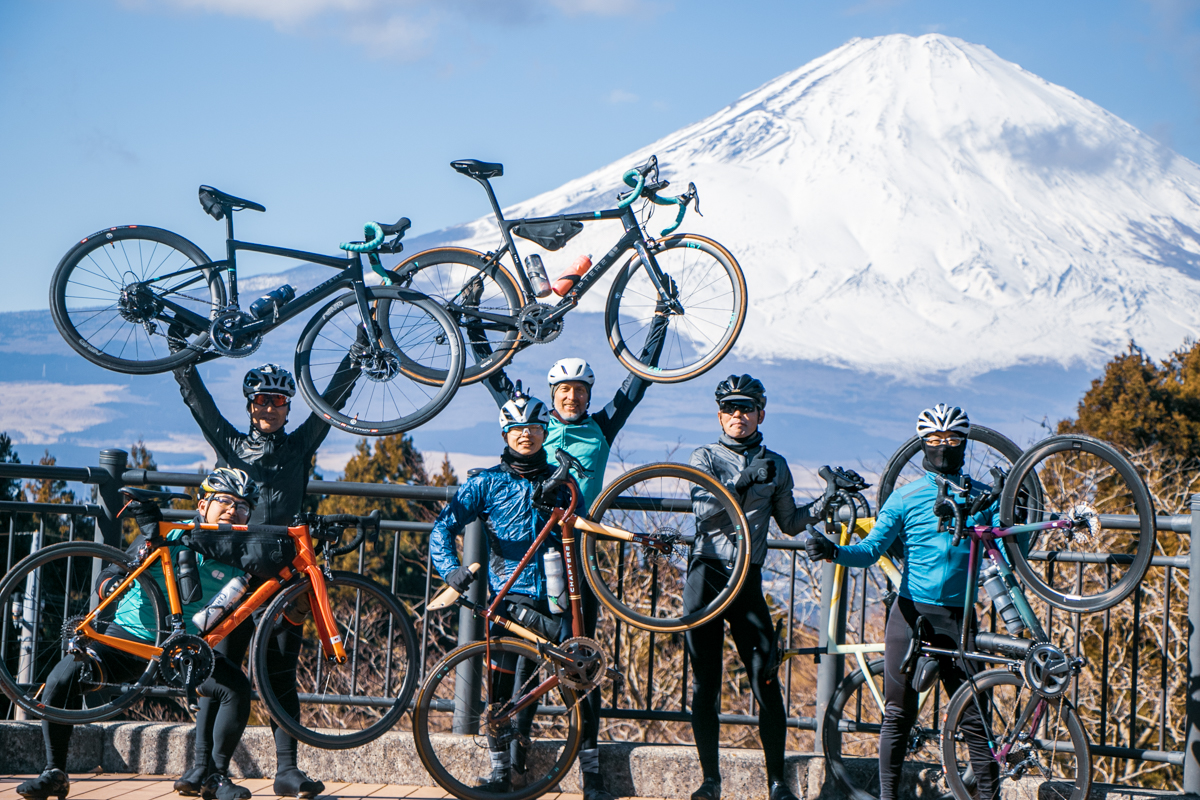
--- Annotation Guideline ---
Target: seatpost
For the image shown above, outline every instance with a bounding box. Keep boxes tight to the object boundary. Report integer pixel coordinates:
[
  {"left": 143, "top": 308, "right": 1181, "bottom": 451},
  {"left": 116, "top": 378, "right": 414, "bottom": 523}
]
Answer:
[
  {"left": 476, "top": 178, "right": 506, "bottom": 224},
  {"left": 224, "top": 208, "right": 238, "bottom": 305}
]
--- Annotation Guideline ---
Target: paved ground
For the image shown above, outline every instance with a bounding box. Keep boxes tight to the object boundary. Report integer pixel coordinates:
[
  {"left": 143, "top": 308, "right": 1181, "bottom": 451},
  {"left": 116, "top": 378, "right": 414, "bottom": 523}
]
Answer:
[{"left": 0, "top": 774, "right": 680, "bottom": 800}]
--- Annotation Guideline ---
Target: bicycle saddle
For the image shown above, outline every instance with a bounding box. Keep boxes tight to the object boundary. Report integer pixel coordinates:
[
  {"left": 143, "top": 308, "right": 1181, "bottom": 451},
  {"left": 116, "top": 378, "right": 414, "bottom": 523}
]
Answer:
[
  {"left": 450, "top": 159, "right": 504, "bottom": 180},
  {"left": 120, "top": 486, "right": 192, "bottom": 503},
  {"left": 198, "top": 185, "right": 266, "bottom": 221}
]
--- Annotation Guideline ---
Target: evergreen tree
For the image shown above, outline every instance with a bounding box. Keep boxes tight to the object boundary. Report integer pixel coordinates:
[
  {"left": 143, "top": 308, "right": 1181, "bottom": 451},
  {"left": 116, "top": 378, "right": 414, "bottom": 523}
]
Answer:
[
  {"left": 24, "top": 451, "right": 76, "bottom": 544},
  {"left": 0, "top": 433, "right": 20, "bottom": 530}
]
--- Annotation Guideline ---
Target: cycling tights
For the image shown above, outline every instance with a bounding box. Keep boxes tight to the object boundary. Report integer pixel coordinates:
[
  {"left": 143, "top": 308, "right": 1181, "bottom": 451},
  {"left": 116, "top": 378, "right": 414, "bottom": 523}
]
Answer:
[
  {"left": 684, "top": 560, "right": 786, "bottom": 783},
  {"left": 879, "top": 597, "right": 998, "bottom": 800}
]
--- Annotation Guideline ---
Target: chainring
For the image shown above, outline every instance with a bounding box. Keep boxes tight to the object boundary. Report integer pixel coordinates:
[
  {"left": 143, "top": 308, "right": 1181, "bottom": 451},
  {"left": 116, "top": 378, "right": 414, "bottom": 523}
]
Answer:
[
  {"left": 1022, "top": 642, "right": 1071, "bottom": 700},
  {"left": 553, "top": 636, "right": 608, "bottom": 692},
  {"left": 516, "top": 303, "right": 564, "bottom": 344},
  {"left": 210, "top": 310, "right": 263, "bottom": 358},
  {"left": 158, "top": 633, "right": 215, "bottom": 690}
]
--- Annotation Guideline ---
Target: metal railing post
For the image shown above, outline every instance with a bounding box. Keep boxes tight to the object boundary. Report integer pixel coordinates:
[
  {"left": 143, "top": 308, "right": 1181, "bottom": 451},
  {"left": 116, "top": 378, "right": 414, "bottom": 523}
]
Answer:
[
  {"left": 453, "top": 518, "right": 487, "bottom": 734},
  {"left": 1185, "top": 494, "right": 1200, "bottom": 793},
  {"left": 95, "top": 449, "right": 128, "bottom": 547},
  {"left": 815, "top": 548, "right": 847, "bottom": 755}
]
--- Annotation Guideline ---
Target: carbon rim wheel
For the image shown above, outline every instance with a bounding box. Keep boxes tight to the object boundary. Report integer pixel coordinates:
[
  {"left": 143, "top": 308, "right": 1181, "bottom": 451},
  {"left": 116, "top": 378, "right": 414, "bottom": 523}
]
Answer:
[
  {"left": 49, "top": 226, "right": 223, "bottom": 374},
  {"left": 941, "top": 669, "right": 1090, "bottom": 800},
  {"left": 998, "top": 434, "right": 1155, "bottom": 612},
  {"left": 252, "top": 571, "right": 419, "bottom": 750},
  {"left": 823, "top": 659, "right": 947, "bottom": 800},
  {"left": 384, "top": 247, "right": 523, "bottom": 385},
  {"left": 606, "top": 234, "right": 746, "bottom": 384},
  {"left": 295, "top": 286, "right": 464, "bottom": 436},
  {"left": 583, "top": 462, "right": 750, "bottom": 633},
  {"left": 412, "top": 638, "right": 583, "bottom": 800},
  {"left": 0, "top": 542, "right": 166, "bottom": 724}
]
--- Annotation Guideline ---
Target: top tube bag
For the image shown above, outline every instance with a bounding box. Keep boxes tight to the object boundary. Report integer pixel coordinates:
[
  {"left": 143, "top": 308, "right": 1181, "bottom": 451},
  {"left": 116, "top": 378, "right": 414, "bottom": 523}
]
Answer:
[
  {"left": 181, "top": 529, "right": 297, "bottom": 580},
  {"left": 512, "top": 217, "right": 584, "bottom": 251}
]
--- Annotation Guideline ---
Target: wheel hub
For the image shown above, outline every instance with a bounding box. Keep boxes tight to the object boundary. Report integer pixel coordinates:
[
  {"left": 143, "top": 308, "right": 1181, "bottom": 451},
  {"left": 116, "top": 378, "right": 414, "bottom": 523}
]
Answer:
[
  {"left": 516, "top": 303, "right": 564, "bottom": 344},
  {"left": 210, "top": 310, "right": 262, "bottom": 358},
  {"left": 1066, "top": 503, "right": 1101, "bottom": 545},
  {"left": 1022, "top": 642, "right": 1071, "bottom": 699},
  {"left": 158, "top": 633, "right": 215, "bottom": 690},
  {"left": 354, "top": 345, "right": 404, "bottom": 383},
  {"left": 118, "top": 283, "right": 163, "bottom": 325}
]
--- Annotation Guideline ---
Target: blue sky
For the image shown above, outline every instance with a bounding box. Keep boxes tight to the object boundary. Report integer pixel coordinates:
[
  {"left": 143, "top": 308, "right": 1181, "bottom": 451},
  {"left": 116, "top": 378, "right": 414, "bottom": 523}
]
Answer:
[{"left": 2, "top": 0, "right": 1199, "bottom": 314}]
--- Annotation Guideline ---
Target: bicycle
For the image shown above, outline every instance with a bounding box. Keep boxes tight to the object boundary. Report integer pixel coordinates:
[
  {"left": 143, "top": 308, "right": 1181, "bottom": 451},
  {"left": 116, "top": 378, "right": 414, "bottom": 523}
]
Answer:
[
  {"left": 0, "top": 488, "right": 419, "bottom": 749},
  {"left": 388, "top": 154, "right": 746, "bottom": 386},
  {"left": 412, "top": 450, "right": 751, "bottom": 800},
  {"left": 49, "top": 186, "right": 465, "bottom": 435}
]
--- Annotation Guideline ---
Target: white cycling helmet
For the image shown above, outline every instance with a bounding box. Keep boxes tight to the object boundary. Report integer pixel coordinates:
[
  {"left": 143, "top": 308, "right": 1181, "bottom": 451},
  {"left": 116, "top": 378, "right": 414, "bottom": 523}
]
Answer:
[
  {"left": 547, "top": 358, "right": 595, "bottom": 390},
  {"left": 915, "top": 404, "right": 970, "bottom": 437},
  {"left": 499, "top": 393, "right": 550, "bottom": 431},
  {"left": 243, "top": 363, "right": 296, "bottom": 398}
]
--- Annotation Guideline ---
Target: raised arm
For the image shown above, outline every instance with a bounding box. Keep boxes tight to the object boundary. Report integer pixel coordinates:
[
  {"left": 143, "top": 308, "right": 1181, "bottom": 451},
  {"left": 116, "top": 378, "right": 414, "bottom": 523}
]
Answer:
[
  {"left": 594, "top": 313, "right": 670, "bottom": 444},
  {"left": 173, "top": 364, "right": 241, "bottom": 458},
  {"left": 294, "top": 347, "right": 362, "bottom": 453},
  {"left": 484, "top": 368, "right": 517, "bottom": 410}
]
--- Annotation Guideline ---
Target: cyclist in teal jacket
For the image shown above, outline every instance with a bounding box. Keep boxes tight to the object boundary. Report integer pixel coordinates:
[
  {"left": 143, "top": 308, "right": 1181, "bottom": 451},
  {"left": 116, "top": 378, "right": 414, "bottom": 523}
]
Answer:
[{"left": 805, "top": 405, "right": 1000, "bottom": 800}]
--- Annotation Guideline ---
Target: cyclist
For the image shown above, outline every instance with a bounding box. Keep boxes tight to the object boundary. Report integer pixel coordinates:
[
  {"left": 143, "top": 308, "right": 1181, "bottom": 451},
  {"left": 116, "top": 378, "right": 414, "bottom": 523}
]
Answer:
[
  {"left": 18, "top": 469, "right": 260, "bottom": 800},
  {"left": 687, "top": 375, "right": 823, "bottom": 800},
  {"left": 430, "top": 392, "right": 600, "bottom": 795},
  {"left": 172, "top": 358, "right": 360, "bottom": 799},
  {"left": 804, "top": 404, "right": 1000, "bottom": 800}
]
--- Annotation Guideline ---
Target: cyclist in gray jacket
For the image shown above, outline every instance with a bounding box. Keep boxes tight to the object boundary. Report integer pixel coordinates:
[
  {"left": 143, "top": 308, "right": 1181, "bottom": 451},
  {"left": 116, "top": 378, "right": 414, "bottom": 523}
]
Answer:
[{"left": 685, "top": 375, "right": 823, "bottom": 800}]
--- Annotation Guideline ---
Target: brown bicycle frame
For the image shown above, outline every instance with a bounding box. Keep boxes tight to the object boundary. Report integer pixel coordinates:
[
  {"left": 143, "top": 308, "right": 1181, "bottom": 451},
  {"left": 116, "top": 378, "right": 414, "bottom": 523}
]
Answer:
[{"left": 74, "top": 519, "right": 348, "bottom": 664}]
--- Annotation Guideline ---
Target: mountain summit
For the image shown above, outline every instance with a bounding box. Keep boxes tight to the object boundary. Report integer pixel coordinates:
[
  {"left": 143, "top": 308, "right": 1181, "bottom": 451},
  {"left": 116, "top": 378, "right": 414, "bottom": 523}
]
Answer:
[{"left": 436, "top": 34, "right": 1200, "bottom": 378}]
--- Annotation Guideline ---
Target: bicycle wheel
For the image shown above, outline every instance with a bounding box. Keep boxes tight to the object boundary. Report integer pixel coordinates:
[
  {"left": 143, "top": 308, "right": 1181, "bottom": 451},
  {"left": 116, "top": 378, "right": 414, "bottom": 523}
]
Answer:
[
  {"left": 412, "top": 638, "right": 583, "bottom": 800},
  {"left": 941, "top": 668, "right": 1090, "bottom": 800},
  {"left": 823, "top": 659, "right": 946, "bottom": 800},
  {"left": 606, "top": 233, "right": 746, "bottom": 383},
  {"left": 385, "top": 247, "right": 524, "bottom": 385},
  {"left": 0, "top": 541, "right": 168, "bottom": 724},
  {"left": 582, "top": 462, "right": 750, "bottom": 633},
  {"left": 998, "top": 434, "right": 1155, "bottom": 612},
  {"left": 295, "top": 286, "right": 464, "bottom": 436},
  {"left": 251, "top": 571, "right": 419, "bottom": 750},
  {"left": 49, "top": 225, "right": 224, "bottom": 374},
  {"left": 877, "top": 425, "right": 1027, "bottom": 509}
]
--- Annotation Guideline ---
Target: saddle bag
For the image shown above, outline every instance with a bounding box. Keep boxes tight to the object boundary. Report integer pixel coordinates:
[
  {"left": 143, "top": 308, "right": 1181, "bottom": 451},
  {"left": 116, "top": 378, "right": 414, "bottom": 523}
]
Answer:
[
  {"left": 512, "top": 217, "right": 583, "bottom": 251},
  {"left": 180, "top": 529, "right": 296, "bottom": 580}
]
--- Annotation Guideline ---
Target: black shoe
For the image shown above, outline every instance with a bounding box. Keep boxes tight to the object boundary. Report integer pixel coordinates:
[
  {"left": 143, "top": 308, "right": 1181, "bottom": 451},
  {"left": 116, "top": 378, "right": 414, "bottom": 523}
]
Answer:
[
  {"left": 273, "top": 767, "right": 324, "bottom": 799},
  {"left": 769, "top": 779, "right": 799, "bottom": 800},
  {"left": 582, "top": 771, "right": 617, "bottom": 800},
  {"left": 691, "top": 777, "right": 721, "bottom": 800},
  {"left": 17, "top": 770, "right": 69, "bottom": 800},
  {"left": 174, "top": 766, "right": 208, "bottom": 797},
  {"left": 474, "top": 767, "right": 512, "bottom": 793},
  {"left": 201, "top": 773, "right": 251, "bottom": 800}
]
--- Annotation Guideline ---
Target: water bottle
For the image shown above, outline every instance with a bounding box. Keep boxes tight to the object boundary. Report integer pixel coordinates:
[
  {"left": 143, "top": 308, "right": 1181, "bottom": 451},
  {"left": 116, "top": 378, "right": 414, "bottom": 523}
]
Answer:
[
  {"left": 543, "top": 550, "right": 567, "bottom": 615},
  {"left": 552, "top": 254, "right": 592, "bottom": 297},
  {"left": 175, "top": 549, "right": 201, "bottom": 605},
  {"left": 249, "top": 284, "right": 296, "bottom": 320},
  {"left": 191, "top": 574, "right": 250, "bottom": 634},
  {"left": 980, "top": 563, "right": 1024, "bottom": 634},
  {"left": 524, "top": 255, "right": 552, "bottom": 298}
]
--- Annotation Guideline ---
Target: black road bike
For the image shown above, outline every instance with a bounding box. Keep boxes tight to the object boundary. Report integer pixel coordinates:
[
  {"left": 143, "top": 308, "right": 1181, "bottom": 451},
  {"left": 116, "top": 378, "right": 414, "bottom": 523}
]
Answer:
[
  {"left": 49, "top": 186, "right": 465, "bottom": 436},
  {"left": 389, "top": 155, "right": 747, "bottom": 386}
]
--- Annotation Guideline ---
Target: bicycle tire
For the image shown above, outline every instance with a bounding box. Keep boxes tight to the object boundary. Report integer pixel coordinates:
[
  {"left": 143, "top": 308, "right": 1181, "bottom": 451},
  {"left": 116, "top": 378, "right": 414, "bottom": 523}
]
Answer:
[
  {"left": 0, "top": 541, "right": 167, "bottom": 724},
  {"left": 251, "top": 570, "right": 419, "bottom": 750},
  {"left": 998, "top": 434, "right": 1155, "bottom": 612},
  {"left": 294, "top": 286, "right": 464, "bottom": 436},
  {"left": 384, "top": 247, "right": 524, "bottom": 385},
  {"left": 49, "top": 225, "right": 224, "bottom": 374},
  {"left": 412, "top": 638, "right": 583, "bottom": 800},
  {"left": 583, "top": 462, "right": 750, "bottom": 633},
  {"left": 822, "top": 658, "right": 945, "bottom": 800},
  {"left": 606, "top": 233, "right": 746, "bottom": 383},
  {"left": 941, "top": 668, "right": 1090, "bottom": 800}
]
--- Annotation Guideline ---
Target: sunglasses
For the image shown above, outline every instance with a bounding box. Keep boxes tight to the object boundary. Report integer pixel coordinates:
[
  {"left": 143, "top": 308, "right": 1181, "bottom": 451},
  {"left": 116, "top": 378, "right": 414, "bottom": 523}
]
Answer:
[
  {"left": 505, "top": 424, "right": 546, "bottom": 435},
  {"left": 719, "top": 401, "right": 759, "bottom": 415},
  {"left": 251, "top": 393, "right": 290, "bottom": 408},
  {"left": 923, "top": 434, "right": 965, "bottom": 447},
  {"left": 208, "top": 494, "right": 251, "bottom": 515}
]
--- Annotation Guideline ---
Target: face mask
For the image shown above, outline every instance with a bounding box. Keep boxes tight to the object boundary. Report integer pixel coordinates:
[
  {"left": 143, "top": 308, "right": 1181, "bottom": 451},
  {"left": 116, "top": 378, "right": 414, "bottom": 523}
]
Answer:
[{"left": 922, "top": 441, "right": 967, "bottom": 475}]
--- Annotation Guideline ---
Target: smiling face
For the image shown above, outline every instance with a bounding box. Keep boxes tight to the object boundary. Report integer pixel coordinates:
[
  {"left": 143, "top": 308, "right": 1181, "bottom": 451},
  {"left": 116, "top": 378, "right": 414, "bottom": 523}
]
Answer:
[
  {"left": 197, "top": 492, "right": 252, "bottom": 525},
  {"left": 718, "top": 399, "right": 765, "bottom": 439},
  {"left": 552, "top": 382, "right": 590, "bottom": 422},
  {"left": 504, "top": 424, "right": 547, "bottom": 455},
  {"left": 249, "top": 393, "right": 290, "bottom": 433}
]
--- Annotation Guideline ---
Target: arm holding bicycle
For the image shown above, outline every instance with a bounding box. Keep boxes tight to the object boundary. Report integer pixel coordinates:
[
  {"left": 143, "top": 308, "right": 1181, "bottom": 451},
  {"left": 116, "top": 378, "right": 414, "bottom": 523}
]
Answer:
[
  {"left": 293, "top": 330, "right": 366, "bottom": 451},
  {"left": 173, "top": 364, "right": 241, "bottom": 457},
  {"left": 594, "top": 314, "right": 670, "bottom": 444},
  {"left": 806, "top": 495, "right": 903, "bottom": 567}
]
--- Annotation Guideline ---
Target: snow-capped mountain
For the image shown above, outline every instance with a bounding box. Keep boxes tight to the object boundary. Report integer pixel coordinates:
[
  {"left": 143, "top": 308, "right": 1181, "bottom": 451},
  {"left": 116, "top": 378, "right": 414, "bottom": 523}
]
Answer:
[{"left": 428, "top": 33, "right": 1200, "bottom": 378}]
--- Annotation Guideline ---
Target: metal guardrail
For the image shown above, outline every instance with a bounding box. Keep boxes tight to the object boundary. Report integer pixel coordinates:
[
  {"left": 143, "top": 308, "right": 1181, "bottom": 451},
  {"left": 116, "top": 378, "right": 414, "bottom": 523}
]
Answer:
[{"left": 1, "top": 449, "right": 1198, "bottom": 791}]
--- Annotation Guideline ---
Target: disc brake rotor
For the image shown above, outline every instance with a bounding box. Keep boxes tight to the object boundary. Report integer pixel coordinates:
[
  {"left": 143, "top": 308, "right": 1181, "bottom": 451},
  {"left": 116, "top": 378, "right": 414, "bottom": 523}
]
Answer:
[{"left": 1066, "top": 503, "right": 1101, "bottom": 545}]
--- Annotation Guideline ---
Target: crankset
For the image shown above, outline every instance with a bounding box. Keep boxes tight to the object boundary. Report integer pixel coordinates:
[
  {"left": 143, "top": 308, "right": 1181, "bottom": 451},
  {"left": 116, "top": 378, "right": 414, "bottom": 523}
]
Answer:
[
  {"left": 209, "top": 310, "right": 263, "bottom": 358},
  {"left": 158, "top": 633, "right": 215, "bottom": 691},
  {"left": 516, "top": 303, "right": 564, "bottom": 344},
  {"left": 549, "top": 636, "right": 608, "bottom": 692},
  {"left": 1022, "top": 642, "right": 1074, "bottom": 699}
]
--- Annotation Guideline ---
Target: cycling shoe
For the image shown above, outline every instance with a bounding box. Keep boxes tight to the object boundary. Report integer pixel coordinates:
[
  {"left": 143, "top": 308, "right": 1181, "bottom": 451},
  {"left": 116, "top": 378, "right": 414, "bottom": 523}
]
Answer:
[
  {"left": 273, "top": 767, "right": 325, "bottom": 799},
  {"left": 691, "top": 777, "right": 721, "bottom": 800},
  {"left": 769, "top": 779, "right": 800, "bottom": 800},
  {"left": 201, "top": 773, "right": 251, "bottom": 800},
  {"left": 17, "top": 770, "right": 69, "bottom": 800},
  {"left": 174, "top": 766, "right": 208, "bottom": 796}
]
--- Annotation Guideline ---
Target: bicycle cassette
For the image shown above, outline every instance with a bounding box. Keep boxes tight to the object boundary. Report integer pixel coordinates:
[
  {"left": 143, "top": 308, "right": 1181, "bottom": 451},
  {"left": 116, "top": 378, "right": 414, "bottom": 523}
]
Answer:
[
  {"left": 210, "top": 310, "right": 263, "bottom": 358},
  {"left": 1022, "top": 642, "right": 1072, "bottom": 699},
  {"left": 553, "top": 636, "right": 608, "bottom": 692},
  {"left": 516, "top": 303, "right": 564, "bottom": 344},
  {"left": 158, "top": 633, "right": 215, "bottom": 690}
]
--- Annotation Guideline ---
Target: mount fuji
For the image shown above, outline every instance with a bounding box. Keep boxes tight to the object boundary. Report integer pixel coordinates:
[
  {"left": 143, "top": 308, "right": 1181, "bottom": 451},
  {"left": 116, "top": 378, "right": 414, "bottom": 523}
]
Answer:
[{"left": 3, "top": 33, "right": 1198, "bottom": 483}]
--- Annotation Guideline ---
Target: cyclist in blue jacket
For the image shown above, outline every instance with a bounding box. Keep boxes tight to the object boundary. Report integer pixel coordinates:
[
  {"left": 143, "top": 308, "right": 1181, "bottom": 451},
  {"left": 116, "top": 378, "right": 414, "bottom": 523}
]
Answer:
[
  {"left": 805, "top": 404, "right": 1000, "bottom": 800},
  {"left": 430, "top": 392, "right": 588, "bottom": 795}
]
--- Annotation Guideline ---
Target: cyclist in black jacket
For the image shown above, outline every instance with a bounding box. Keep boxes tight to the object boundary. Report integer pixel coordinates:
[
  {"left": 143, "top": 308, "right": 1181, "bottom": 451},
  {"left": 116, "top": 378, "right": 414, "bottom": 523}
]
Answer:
[{"left": 172, "top": 353, "right": 359, "bottom": 799}]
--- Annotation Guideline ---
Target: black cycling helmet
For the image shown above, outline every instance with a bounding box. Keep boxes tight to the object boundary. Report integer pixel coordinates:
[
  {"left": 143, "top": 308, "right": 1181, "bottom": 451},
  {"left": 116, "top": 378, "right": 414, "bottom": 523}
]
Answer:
[
  {"left": 200, "top": 467, "right": 260, "bottom": 508},
  {"left": 714, "top": 374, "right": 767, "bottom": 409}
]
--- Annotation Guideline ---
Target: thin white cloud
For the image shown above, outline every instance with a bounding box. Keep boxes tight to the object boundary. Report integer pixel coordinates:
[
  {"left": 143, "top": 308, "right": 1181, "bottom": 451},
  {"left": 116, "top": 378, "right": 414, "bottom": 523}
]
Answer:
[
  {"left": 0, "top": 382, "right": 127, "bottom": 444},
  {"left": 608, "top": 89, "right": 639, "bottom": 104}
]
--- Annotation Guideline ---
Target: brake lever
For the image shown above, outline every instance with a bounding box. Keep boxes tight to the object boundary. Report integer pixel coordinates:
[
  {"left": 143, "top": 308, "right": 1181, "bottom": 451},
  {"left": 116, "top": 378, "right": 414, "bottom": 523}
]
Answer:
[{"left": 686, "top": 182, "right": 701, "bottom": 216}]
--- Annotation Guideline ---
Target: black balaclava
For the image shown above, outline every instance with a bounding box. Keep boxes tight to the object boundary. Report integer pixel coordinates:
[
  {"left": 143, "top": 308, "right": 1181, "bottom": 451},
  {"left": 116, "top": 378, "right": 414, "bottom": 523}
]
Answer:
[
  {"left": 922, "top": 440, "right": 967, "bottom": 475},
  {"left": 500, "top": 446, "right": 550, "bottom": 480}
]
